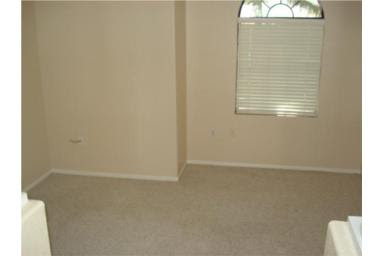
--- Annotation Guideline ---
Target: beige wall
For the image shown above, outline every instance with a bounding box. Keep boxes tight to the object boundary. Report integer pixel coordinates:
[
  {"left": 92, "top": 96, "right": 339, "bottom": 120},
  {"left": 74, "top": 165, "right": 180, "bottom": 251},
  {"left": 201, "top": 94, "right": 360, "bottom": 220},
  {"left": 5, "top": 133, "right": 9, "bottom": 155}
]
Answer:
[
  {"left": 23, "top": 1, "right": 183, "bottom": 178},
  {"left": 186, "top": 1, "right": 362, "bottom": 171},
  {"left": 22, "top": 4, "right": 51, "bottom": 189},
  {"left": 22, "top": 0, "right": 361, "bottom": 183},
  {"left": 175, "top": 0, "right": 187, "bottom": 174}
]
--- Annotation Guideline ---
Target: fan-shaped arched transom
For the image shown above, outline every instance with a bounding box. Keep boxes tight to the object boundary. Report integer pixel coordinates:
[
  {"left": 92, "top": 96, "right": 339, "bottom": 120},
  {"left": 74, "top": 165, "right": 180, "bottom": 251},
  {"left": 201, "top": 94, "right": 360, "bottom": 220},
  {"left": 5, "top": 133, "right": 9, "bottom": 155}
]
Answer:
[{"left": 239, "top": 0, "right": 324, "bottom": 19}]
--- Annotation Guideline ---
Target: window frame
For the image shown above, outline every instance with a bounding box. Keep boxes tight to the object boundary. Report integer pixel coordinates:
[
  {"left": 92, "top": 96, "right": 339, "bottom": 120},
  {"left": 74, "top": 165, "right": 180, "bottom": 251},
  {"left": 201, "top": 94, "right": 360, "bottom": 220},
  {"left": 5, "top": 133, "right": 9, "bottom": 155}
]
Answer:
[
  {"left": 237, "top": 0, "right": 325, "bottom": 20},
  {"left": 235, "top": 0, "right": 325, "bottom": 118}
]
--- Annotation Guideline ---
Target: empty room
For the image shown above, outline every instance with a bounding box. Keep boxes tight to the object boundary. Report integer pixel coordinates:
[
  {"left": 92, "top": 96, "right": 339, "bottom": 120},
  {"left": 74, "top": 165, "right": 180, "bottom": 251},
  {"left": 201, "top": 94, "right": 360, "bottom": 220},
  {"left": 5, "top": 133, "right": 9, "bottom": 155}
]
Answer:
[{"left": 17, "top": 0, "right": 366, "bottom": 255}]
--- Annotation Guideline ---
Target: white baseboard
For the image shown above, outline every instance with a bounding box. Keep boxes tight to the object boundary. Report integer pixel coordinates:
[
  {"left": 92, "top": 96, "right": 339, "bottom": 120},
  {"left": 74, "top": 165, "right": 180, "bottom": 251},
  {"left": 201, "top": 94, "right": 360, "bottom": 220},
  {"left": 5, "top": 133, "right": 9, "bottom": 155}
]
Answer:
[
  {"left": 187, "top": 160, "right": 361, "bottom": 174},
  {"left": 51, "top": 168, "right": 179, "bottom": 182},
  {"left": 178, "top": 162, "right": 187, "bottom": 180},
  {"left": 23, "top": 170, "right": 53, "bottom": 192},
  {"left": 22, "top": 160, "right": 359, "bottom": 192}
]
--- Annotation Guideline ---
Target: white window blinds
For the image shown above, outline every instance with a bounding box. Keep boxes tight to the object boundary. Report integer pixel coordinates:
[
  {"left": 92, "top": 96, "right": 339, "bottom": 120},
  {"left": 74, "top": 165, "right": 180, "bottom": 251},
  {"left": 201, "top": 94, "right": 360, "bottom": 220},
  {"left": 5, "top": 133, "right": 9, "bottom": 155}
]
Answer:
[{"left": 236, "top": 18, "right": 324, "bottom": 117}]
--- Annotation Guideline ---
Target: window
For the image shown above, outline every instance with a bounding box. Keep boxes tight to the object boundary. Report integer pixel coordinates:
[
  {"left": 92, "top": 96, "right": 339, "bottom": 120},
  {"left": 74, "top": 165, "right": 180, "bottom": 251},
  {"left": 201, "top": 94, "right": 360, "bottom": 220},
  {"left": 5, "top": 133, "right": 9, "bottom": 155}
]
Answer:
[{"left": 236, "top": 0, "right": 324, "bottom": 117}]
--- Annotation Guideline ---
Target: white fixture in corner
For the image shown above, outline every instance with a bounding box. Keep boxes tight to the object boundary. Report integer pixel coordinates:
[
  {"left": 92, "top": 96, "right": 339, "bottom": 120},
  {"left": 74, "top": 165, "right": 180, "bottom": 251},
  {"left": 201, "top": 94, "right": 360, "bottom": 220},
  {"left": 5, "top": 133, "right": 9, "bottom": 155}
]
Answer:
[
  {"left": 324, "top": 216, "right": 362, "bottom": 256},
  {"left": 22, "top": 193, "right": 52, "bottom": 256},
  {"left": 22, "top": 192, "right": 28, "bottom": 207},
  {"left": 347, "top": 216, "right": 362, "bottom": 254}
]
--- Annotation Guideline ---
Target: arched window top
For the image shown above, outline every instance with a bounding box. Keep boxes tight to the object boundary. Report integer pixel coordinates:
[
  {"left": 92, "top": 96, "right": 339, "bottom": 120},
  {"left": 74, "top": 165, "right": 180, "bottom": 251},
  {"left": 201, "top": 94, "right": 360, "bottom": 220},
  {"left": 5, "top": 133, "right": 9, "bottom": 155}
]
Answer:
[{"left": 239, "top": 0, "right": 324, "bottom": 19}]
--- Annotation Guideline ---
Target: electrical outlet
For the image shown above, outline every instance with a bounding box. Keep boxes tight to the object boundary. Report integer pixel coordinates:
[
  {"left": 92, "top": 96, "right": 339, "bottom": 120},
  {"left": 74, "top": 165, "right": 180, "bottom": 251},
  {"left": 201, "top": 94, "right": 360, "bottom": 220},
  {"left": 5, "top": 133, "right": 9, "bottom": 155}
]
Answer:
[
  {"left": 210, "top": 129, "right": 215, "bottom": 137},
  {"left": 69, "top": 137, "right": 84, "bottom": 144}
]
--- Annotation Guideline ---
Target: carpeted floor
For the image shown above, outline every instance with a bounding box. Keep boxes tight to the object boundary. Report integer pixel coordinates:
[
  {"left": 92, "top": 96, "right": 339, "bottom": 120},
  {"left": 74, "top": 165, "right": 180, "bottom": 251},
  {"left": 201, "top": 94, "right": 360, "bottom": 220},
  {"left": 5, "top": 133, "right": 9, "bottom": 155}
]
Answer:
[{"left": 28, "top": 164, "right": 361, "bottom": 256}]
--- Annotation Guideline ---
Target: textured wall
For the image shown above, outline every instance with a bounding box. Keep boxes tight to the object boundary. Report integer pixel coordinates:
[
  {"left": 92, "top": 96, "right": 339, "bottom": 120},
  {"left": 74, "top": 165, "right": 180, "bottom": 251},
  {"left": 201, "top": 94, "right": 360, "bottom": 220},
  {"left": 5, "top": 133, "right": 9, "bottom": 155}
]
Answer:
[
  {"left": 186, "top": 0, "right": 361, "bottom": 171},
  {"left": 175, "top": 0, "right": 187, "bottom": 174},
  {"left": 24, "top": 1, "right": 181, "bottom": 178},
  {"left": 22, "top": 4, "right": 51, "bottom": 189},
  {"left": 22, "top": 0, "right": 361, "bottom": 186}
]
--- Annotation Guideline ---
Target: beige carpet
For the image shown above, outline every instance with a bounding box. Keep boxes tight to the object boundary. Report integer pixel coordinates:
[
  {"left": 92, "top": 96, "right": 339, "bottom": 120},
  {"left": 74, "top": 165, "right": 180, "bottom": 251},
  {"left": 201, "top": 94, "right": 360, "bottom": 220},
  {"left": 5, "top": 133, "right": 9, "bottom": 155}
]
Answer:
[{"left": 28, "top": 164, "right": 361, "bottom": 256}]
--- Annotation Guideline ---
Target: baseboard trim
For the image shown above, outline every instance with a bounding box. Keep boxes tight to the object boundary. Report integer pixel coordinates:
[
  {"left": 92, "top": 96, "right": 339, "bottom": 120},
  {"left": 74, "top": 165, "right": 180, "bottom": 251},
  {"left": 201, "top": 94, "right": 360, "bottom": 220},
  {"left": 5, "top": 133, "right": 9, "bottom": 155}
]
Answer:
[
  {"left": 187, "top": 160, "right": 361, "bottom": 174},
  {"left": 23, "top": 170, "right": 53, "bottom": 192},
  {"left": 178, "top": 162, "right": 187, "bottom": 180},
  {"left": 51, "top": 169, "right": 179, "bottom": 182},
  {"left": 23, "top": 161, "right": 359, "bottom": 191}
]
